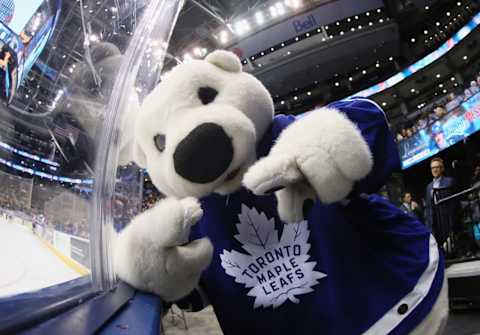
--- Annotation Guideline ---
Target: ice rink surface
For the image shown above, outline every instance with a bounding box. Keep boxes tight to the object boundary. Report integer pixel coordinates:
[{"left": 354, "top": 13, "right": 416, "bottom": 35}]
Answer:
[{"left": 0, "top": 219, "right": 81, "bottom": 298}]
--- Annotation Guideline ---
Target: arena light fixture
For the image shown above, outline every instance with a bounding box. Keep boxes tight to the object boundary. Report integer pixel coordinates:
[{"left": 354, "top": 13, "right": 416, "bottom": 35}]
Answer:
[
  {"left": 269, "top": 5, "right": 278, "bottom": 17},
  {"left": 219, "top": 30, "right": 229, "bottom": 44},
  {"left": 234, "top": 20, "right": 251, "bottom": 35},
  {"left": 276, "top": 2, "right": 286, "bottom": 15},
  {"left": 255, "top": 11, "right": 265, "bottom": 25}
]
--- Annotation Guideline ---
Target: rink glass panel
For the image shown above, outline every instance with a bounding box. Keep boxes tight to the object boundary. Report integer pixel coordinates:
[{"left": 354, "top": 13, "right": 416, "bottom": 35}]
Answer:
[{"left": 0, "top": 0, "right": 184, "bottom": 329}]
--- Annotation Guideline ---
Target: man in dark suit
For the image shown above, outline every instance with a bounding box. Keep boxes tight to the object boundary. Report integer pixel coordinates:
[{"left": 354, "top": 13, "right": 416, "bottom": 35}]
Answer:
[
  {"left": 425, "top": 157, "right": 456, "bottom": 246},
  {"left": 400, "top": 192, "right": 424, "bottom": 222}
]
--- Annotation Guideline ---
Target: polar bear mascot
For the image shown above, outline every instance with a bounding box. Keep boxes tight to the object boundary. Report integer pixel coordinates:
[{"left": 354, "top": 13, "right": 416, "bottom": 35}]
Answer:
[{"left": 115, "top": 50, "right": 448, "bottom": 335}]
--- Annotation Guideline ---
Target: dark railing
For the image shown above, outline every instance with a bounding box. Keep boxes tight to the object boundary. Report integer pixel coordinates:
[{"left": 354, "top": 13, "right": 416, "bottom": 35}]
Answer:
[{"left": 432, "top": 183, "right": 480, "bottom": 264}]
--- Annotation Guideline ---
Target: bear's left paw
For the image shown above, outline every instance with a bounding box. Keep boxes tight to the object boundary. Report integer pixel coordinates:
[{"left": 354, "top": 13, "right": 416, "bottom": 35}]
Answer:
[{"left": 243, "top": 107, "right": 373, "bottom": 208}]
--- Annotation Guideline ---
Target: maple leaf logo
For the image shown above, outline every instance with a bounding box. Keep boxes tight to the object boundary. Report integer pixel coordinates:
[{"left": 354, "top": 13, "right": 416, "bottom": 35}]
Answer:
[{"left": 220, "top": 204, "right": 326, "bottom": 309}]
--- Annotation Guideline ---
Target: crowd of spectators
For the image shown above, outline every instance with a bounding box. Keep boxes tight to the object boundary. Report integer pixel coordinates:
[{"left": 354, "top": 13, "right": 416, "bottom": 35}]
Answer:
[{"left": 395, "top": 74, "right": 480, "bottom": 143}]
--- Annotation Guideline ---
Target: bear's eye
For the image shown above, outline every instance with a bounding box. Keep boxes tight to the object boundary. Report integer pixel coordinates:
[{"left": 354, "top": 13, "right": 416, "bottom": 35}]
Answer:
[
  {"left": 198, "top": 86, "right": 218, "bottom": 105},
  {"left": 154, "top": 134, "right": 166, "bottom": 152}
]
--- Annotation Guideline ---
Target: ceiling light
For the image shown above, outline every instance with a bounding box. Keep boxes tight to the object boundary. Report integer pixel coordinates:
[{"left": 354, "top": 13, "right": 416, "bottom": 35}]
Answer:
[
  {"left": 307, "top": 91, "right": 312, "bottom": 96},
  {"left": 439, "top": 83, "right": 443, "bottom": 88},
  {"left": 349, "top": 77, "right": 353, "bottom": 81},
  {"left": 382, "top": 102, "right": 387, "bottom": 107},
  {"left": 275, "top": 2, "right": 286, "bottom": 15},
  {"left": 269, "top": 6, "right": 278, "bottom": 17},
  {"left": 463, "top": 55, "right": 468, "bottom": 60},
  {"left": 450, "top": 77, "right": 455, "bottom": 81},
  {"left": 425, "top": 6, "right": 429, "bottom": 10},
  {"left": 234, "top": 20, "right": 251, "bottom": 35},
  {"left": 443, "top": 89, "right": 447, "bottom": 94},
  {"left": 193, "top": 47, "right": 202, "bottom": 57},
  {"left": 362, "top": 70, "right": 367, "bottom": 75},
  {"left": 219, "top": 30, "right": 229, "bottom": 44},
  {"left": 366, "top": 12, "right": 370, "bottom": 17},
  {"left": 280, "top": 100, "right": 285, "bottom": 104},
  {"left": 293, "top": 96, "right": 298, "bottom": 100},
  {"left": 255, "top": 11, "right": 265, "bottom": 25},
  {"left": 335, "top": 82, "right": 340, "bottom": 86},
  {"left": 446, "top": 12, "right": 451, "bottom": 16},
  {"left": 436, "top": 74, "right": 441, "bottom": 78},
  {"left": 411, "top": 38, "right": 416, "bottom": 43},
  {"left": 285, "top": 0, "right": 302, "bottom": 9},
  {"left": 410, "top": 88, "right": 416, "bottom": 93}
]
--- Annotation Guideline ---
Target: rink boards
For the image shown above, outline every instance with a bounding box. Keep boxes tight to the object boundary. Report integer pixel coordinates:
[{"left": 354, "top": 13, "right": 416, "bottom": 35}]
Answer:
[{"left": 0, "top": 217, "right": 86, "bottom": 298}]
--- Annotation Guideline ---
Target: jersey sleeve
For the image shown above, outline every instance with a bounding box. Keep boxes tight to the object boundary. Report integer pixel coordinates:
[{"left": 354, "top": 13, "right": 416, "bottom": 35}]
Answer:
[
  {"left": 272, "top": 98, "right": 401, "bottom": 194},
  {"left": 327, "top": 98, "right": 401, "bottom": 194}
]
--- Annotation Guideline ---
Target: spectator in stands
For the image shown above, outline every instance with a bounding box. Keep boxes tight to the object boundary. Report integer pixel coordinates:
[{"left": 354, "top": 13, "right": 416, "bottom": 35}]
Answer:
[
  {"left": 464, "top": 86, "right": 475, "bottom": 100},
  {"left": 472, "top": 164, "right": 480, "bottom": 186},
  {"left": 416, "top": 115, "right": 428, "bottom": 130},
  {"left": 425, "top": 157, "right": 456, "bottom": 243},
  {"left": 400, "top": 192, "right": 423, "bottom": 221},
  {"left": 445, "top": 92, "right": 463, "bottom": 112},
  {"left": 470, "top": 80, "right": 480, "bottom": 95},
  {"left": 429, "top": 105, "right": 447, "bottom": 125}
]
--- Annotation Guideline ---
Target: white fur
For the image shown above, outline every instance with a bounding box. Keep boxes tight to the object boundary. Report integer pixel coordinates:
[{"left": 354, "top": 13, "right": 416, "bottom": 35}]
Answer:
[
  {"left": 275, "top": 182, "right": 317, "bottom": 223},
  {"left": 205, "top": 50, "right": 242, "bottom": 73},
  {"left": 134, "top": 53, "right": 274, "bottom": 198},
  {"left": 243, "top": 107, "right": 373, "bottom": 206},
  {"left": 116, "top": 50, "right": 447, "bottom": 334},
  {"left": 114, "top": 197, "right": 213, "bottom": 301}
]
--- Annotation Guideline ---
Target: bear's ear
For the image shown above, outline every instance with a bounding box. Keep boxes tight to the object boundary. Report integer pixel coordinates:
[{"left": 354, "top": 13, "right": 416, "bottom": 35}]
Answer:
[{"left": 205, "top": 50, "right": 242, "bottom": 73}]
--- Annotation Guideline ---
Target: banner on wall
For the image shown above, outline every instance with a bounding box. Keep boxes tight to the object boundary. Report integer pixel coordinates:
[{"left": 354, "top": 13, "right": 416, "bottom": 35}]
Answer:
[{"left": 399, "top": 93, "right": 480, "bottom": 169}]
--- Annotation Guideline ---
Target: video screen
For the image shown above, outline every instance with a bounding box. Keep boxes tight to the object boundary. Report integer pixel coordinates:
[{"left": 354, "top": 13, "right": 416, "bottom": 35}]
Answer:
[
  {"left": 0, "top": 0, "right": 60, "bottom": 102},
  {"left": 0, "top": 0, "right": 44, "bottom": 34},
  {"left": 399, "top": 92, "right": 480, "bottom": 169}
]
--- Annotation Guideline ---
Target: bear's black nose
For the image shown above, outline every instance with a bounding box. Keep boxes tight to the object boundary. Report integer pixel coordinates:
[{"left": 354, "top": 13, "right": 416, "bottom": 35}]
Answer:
[{"left": 174, "top": 123, "right": 233, "bottom": 184}]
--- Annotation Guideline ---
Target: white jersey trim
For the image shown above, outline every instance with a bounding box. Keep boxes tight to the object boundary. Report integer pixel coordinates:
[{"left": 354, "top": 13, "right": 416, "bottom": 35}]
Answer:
[{"left": 363, "top": 235, "right": 440, "bottom": 335}]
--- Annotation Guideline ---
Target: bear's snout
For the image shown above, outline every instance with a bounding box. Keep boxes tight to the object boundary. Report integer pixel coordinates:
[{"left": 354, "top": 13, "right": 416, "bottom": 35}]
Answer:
[{"left": 173, "top": 123, "right": 233, "bottom": 184}]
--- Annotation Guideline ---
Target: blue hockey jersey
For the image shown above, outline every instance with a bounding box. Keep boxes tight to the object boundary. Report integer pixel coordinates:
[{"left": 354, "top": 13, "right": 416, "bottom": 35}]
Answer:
[{"left": 189, "top": 98, "right": 444, "bottom": 335}]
